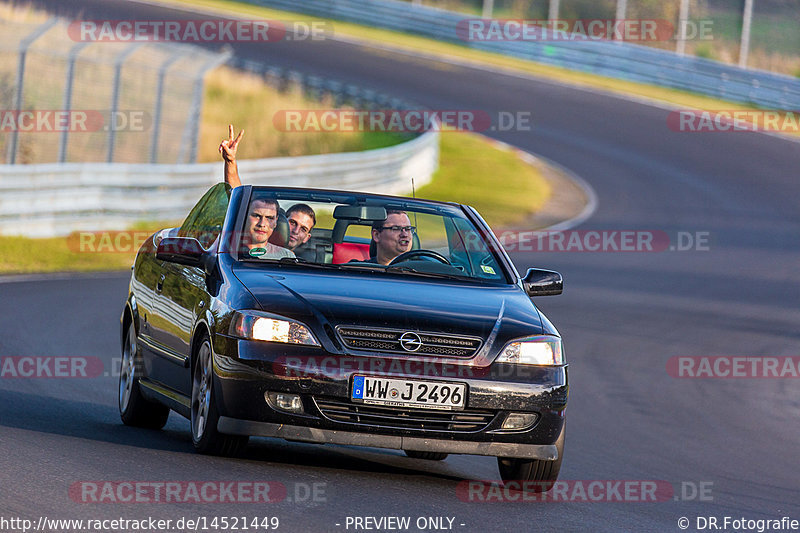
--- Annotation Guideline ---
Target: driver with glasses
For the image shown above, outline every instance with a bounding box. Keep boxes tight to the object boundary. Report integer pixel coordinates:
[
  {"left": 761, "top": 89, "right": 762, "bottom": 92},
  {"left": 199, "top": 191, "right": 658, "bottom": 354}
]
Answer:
[{"left": 368, "top": 210, "right": 415, "bottom": 265}]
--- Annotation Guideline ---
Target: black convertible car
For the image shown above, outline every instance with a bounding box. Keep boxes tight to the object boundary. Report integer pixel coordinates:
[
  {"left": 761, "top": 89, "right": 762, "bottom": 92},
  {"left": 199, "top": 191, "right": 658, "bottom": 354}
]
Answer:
[{"left": 119, "top": 183, "right": 567, "bottom": 486}]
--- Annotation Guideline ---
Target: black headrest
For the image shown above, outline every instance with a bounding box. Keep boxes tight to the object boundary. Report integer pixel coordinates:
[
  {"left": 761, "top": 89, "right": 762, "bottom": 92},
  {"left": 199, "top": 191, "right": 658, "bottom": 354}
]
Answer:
[
  {"left": 268, "top": 210, "right": 289, "bottom": 248},
  {"left": 332, "top": 219, "right": 349, "bottom": 244}
]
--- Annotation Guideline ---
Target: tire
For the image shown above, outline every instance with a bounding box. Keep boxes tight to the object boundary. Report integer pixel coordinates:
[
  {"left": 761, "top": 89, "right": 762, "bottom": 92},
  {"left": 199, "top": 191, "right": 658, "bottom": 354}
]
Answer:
[
  {"left": 119, "top": 320, "right": 170, "bottom": 429},
  {"left": 191, "top": 334, "right": 248, "bottom": 456},
  {"left": 497, "top": 423, "right": 565, "bottom": 492},
  {"left": 404, "top": 450, "right": 449, "bottom": 461}
]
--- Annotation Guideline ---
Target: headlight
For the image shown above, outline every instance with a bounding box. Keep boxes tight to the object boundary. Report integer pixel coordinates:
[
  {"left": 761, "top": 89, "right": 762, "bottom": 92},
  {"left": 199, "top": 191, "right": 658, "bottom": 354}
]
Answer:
[
  {"left": 230, "top": 311, "right": 319, "bottom": 346},
  {"left": 496, "top": 335, "right": 564, "bottom": 365}
]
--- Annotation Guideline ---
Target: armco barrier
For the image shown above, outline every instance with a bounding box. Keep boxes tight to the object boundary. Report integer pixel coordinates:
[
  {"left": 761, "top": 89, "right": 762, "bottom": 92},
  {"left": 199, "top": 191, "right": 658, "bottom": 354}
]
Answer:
[
  {"left": 0, "top": 129, "right": 439, "bottom": 237},
  {"left": 245, "top": 0, "right": 800, "bottom": 110}
]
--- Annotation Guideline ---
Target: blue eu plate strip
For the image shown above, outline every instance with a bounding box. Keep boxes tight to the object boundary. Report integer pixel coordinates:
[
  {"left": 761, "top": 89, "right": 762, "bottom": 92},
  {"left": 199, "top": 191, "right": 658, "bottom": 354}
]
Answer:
[{"left": 352, "top": 375, "right": 365, "bottom": 399}]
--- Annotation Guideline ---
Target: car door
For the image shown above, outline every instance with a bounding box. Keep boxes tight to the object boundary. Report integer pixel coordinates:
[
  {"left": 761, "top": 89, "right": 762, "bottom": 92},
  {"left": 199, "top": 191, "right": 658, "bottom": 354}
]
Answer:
[
  {"left": 149, "top": 184, "right": 230, "bottom": 395},
  {"left": 131, "top": 231, "right": 170, "bottom": 382}
]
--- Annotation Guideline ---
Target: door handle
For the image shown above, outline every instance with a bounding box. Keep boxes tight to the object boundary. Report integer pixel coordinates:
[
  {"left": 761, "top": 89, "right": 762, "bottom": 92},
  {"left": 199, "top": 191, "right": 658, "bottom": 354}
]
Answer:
[{"left": 156, "top": 273, "right": 165, "bottom": 293}]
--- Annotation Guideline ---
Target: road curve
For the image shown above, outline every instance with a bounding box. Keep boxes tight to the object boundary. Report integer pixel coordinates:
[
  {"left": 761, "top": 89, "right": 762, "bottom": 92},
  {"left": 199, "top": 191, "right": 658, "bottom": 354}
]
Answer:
[{"left": 2, "top": 0, "right": 799, "bottom": 531}]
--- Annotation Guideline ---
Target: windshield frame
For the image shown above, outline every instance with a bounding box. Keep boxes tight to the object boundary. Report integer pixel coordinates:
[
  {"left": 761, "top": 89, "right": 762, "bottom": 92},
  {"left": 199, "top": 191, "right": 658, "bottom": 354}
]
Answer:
[{"left": 219, "top": 185, "right": 517, "bottom": 285}]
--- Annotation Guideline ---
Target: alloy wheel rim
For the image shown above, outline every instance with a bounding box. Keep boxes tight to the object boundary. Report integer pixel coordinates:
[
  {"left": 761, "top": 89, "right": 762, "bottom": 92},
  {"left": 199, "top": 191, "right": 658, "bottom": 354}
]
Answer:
[
  {"left": 119, "top": 326, "right": 136, "bottom": 411},
  {"left": 192, "top": 341, "right": 212, "bottom": 440}
]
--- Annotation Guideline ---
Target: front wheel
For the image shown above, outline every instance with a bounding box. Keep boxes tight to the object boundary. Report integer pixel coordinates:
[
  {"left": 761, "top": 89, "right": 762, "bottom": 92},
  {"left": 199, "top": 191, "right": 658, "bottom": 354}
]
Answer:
[
  {"left": 119, "top": 321, "right": 170, "bottom": 429},
  {"left": 497, "top": 423, "right": 565, "bottom": 492},
  {"left": 191, "top": 334, "right": 248, "bottom": 456}
]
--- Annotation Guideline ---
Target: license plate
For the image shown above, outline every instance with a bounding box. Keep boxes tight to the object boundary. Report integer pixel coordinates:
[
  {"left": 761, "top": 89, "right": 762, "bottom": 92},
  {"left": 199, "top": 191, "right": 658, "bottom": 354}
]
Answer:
[{"left": 351, "top": 375, "right": 466, "bottom": 410}]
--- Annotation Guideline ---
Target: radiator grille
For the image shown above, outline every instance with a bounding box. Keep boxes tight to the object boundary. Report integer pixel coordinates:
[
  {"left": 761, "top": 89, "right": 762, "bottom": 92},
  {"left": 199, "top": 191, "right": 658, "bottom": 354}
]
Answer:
[
  {"left": 314, "top": 397, "right": 495, "bottom": 432},
  {"left": 336, "top": 326, "right": 482, "bottom": 357}
]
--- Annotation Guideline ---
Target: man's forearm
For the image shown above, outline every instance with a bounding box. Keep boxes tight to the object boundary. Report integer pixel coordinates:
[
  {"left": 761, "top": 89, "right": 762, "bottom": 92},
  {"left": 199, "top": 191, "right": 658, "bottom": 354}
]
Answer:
[{"left": 225, "top": 159, "right": 242, "bottom": 188}]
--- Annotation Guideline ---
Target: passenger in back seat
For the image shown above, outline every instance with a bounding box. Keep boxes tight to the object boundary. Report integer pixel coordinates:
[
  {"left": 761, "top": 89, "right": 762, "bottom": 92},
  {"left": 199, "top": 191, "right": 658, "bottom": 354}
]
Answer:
[{"left": 286, "top": 203, "right": 316, "bottom": 253}]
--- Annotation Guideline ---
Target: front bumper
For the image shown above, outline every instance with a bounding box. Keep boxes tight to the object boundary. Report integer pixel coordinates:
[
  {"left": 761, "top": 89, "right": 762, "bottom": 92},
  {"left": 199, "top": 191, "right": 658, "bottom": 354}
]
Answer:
[
  {"left": 211, "top": 335, "right": 568, "bottom": 459},
  {"left": 217, "top": 417, "right": 559, "bottom": 460}
]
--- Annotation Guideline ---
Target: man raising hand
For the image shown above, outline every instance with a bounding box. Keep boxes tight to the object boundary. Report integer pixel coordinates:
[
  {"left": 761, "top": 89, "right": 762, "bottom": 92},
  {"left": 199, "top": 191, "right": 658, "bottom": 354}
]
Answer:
[{"left": 219, "top": 124, "right": 244, "bottom": 189}]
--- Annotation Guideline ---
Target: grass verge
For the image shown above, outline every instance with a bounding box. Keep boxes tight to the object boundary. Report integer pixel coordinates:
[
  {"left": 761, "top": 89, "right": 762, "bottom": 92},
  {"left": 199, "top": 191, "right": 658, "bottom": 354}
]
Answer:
[
  {"left": 419, "top": 132, "right": 550, "bottom": 227},
  {"left": 0, "top": 132, "right": 549, "bottom": 274},
  {"left": 198, "top": 66, "right": 408, "bottom": 162}
]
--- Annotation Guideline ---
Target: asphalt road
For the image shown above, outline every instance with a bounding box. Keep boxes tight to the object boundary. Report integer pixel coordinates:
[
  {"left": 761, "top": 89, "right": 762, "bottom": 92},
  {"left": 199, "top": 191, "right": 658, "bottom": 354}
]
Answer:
[{"left": 2, "top": 1, "right": 800, "bottom": 531}]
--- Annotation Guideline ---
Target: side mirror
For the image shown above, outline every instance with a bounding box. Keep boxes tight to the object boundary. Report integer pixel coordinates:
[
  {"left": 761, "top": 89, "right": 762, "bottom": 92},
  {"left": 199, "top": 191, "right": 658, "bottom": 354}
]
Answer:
[
  {"left": 522, "top": 268, "right": 562, "bottom": 297},
  {"left": 156, "top": 237, "right": 205, "bottom": 268}
]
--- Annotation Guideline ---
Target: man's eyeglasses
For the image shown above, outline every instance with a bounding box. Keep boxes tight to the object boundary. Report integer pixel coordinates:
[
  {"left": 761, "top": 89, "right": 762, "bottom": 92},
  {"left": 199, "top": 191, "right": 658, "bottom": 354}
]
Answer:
[{"left": 379, "top": 225, "right": 416, "bottom": 233}]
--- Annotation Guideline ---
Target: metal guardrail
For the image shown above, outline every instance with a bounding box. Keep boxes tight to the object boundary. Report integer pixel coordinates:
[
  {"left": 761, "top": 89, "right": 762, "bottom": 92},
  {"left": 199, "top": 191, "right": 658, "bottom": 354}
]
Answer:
[
  {"left": 0, "top": 34, "right": 438, "bottom": 238},
  {"left": 248, "top": 0, "right": 800, "bottom": 110},
  {"left": 0, "top": 128, "right": 439, "bottom": 237}
]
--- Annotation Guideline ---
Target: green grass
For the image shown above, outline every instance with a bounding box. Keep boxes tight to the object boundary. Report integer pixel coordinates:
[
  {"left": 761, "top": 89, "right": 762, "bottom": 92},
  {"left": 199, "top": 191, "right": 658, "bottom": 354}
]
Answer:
[
  {"left": 419, "top": 132, "right": 549, "bottom": 226},
  {"left": 700, "top": 11, "right": 800, "bottom": 56},
  {"left": 0, "top": 234, "right": 140, "bottom": 274},
  {"left": 0, "top": 221, "right": 179, "bottom": 274},
  {"left": 198, "top": 67, "right": 408, "bottom": 162},
  {"left": 0, "top": 132, "right": 549, "bottom": 274}
]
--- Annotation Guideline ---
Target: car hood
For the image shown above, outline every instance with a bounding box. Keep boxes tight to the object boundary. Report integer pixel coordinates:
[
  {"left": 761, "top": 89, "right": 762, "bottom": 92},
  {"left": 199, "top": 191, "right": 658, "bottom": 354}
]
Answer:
[{"left": 232, "top": 264, "right": 544, "bottom": 342}]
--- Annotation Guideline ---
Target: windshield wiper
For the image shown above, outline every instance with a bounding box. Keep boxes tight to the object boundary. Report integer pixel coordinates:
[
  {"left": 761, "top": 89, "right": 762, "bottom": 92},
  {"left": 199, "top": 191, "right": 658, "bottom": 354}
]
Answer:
[
  {"left": 264, "top": 258, "right": 468, "bottom": 279},
  {"left": 273, "top": 257, "right": 342, "bottom": 270},
  {"left": 277, "top": 257, "right": 386, "bottom": 272},
  {"left": 277, "top": 256, "right": 309, "bottom": 264},
  {"left": 384, "top": 265, "right": 467, "bottom": 281},
  {"left": 336, "top": 262, "right": 386, "bottom": 271}
]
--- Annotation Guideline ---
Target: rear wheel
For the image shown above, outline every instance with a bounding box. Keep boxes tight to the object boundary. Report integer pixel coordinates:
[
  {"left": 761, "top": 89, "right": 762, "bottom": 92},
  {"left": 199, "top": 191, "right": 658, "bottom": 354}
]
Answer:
[
  {"left": 404, "top": 450, "right": 449, "bottom": 461},
  {"left": 497, "top": 424, "right": 565, "bottom": 492},
  {"left": 119, "top": 321, "right": 169, "bottom": 429},
  {"left": 191, "top": 334, "right": 248, "bottom": 456}
]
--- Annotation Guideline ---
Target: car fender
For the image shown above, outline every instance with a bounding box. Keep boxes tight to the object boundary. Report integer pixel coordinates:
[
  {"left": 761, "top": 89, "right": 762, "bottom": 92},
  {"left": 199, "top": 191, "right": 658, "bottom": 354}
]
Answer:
[{"left": 120, "top": 294, "right": 139, "bottom": 347}]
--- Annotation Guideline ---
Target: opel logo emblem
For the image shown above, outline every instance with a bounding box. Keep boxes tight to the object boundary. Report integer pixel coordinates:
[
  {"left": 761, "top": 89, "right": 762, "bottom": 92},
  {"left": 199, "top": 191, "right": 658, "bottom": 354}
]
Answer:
[{"left": 399, "top": 332, "right": 423, "bottom": 352}]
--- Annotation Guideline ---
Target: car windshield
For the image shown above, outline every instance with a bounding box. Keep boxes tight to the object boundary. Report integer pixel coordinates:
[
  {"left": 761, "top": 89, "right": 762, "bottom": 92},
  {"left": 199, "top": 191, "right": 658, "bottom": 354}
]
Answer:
[{"left": 234, "top": 188, "right": 511, "bottom": 284}]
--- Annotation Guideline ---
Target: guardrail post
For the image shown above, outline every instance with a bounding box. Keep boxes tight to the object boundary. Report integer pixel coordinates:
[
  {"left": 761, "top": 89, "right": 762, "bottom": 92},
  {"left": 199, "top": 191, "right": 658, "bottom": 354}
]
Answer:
[
  {"left": 676, "top": 0, "right": 690, "bottom": 56},
  {"left": 739, "top": 0, "right": 754, "bottom": 69},
  {"left": 149, "top": 50, "right": 187, "bottom": 164},
  {"left": 58, "top": 40, "right": 91, "bottom": 163},
  {"left": 614, "top": 0, "right": 627, "bottom": 42},
  {"left": 548, "top": 0, "right": 560, "bottom": 22},
  {"left": 482, "top": 0, "right": 494, "bottom": 19},
  {"left": 177, "top": 50, "right": 232, "bottom": 164},
  {"left": 6, "top": 18, "right": 58, "bottom": 165},
  {"left": 107, "top": 42, "right": 143, "bottom": 163}
]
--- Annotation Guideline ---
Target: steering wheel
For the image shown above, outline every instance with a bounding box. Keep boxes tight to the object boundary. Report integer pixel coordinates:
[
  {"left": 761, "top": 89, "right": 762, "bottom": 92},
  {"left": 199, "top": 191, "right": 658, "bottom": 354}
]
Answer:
[{"left": 389, "top": 249, "right": 451, "bottom": 266}]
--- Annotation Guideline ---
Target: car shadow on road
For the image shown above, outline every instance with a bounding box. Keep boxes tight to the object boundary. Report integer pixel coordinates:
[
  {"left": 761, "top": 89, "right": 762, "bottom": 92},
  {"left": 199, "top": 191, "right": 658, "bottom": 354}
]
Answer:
[
  {"left": 241, "top": 437, "right": 468, "bottom": 483},
  {"left": 0, "top": 387, "right": 192, "bottom": 453},
  {"left": 0, "top": 387, "right": 468, "bottom": 483}
]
